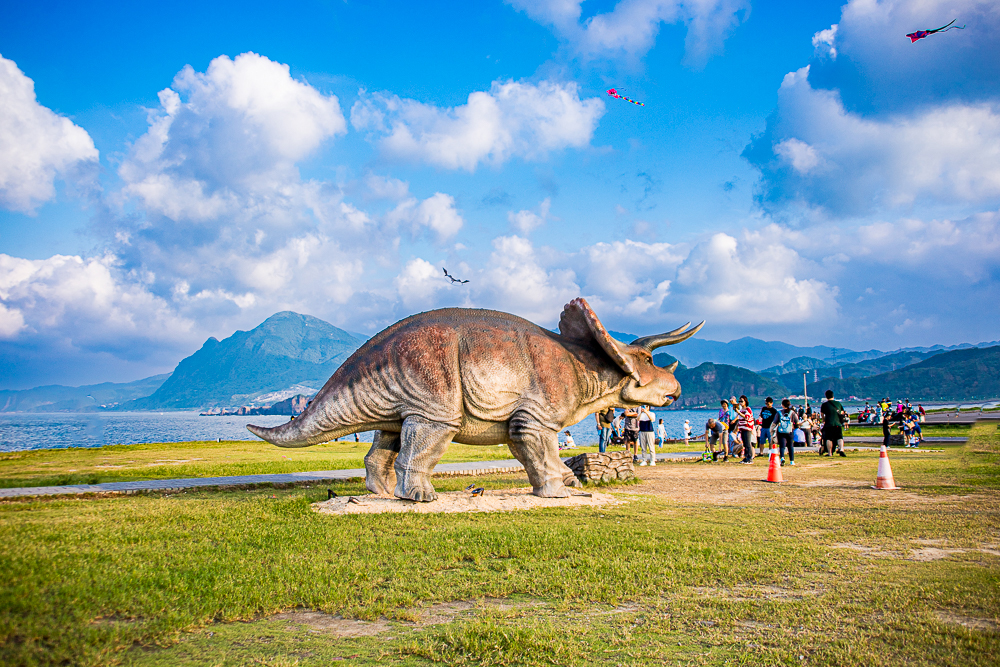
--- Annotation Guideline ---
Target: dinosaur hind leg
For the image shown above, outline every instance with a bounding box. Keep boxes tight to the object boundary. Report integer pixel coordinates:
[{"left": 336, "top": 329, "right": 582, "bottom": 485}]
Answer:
[
  {"left": 508, "top": 411, "right": 580, "bottom": 498},
  {"left": 364, "top": 430, "right": 400, "bottom": 495},
  {"left": 394, "top": 416, "right": 457, "bottom": 502}
]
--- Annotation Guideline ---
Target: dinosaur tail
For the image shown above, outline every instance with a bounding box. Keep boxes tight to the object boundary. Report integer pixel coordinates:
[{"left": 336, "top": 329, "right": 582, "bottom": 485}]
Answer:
[{"left": 246, "top": 409, "right": 355, "bottom": 448}]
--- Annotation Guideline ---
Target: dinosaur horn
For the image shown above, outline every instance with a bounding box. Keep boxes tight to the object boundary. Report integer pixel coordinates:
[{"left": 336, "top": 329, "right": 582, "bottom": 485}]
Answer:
[{"left": 631, "top": 321, "right": 705, "bottom": 351}]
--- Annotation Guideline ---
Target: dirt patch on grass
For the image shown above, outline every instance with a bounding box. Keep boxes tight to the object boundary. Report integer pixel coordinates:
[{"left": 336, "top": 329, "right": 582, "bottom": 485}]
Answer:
[
  {"left": 311, "top": 487, "right": 623, "bottom": 515},
  {"left": 270, "top": 598, "right": 545, "bottom": 637},
  {"left": 934, "top": 610, "right": 1000, "bottom": 632},
  {"left": 271, "top": 610, "right": 391, "bottom": 637},
  {"left": 691, "top": 585, "right": 824, "bottom": 602},
  {"left": 833, "top": 542, "right": 901, "bottom": 558},
  {"left": 910, "top": 547, "right": 968, "bottom": 561},
  {"left": 413, "top": 598, "right": 545, "bottom": 625},
  {"left": 832, "top": 538, "right": 1000, "bottom": 561}
]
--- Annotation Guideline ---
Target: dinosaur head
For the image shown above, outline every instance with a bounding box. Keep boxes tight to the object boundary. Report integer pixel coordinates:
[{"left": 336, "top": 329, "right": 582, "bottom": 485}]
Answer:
[{"left": 558, "top": 297, "right": 703, "bottom": 407}]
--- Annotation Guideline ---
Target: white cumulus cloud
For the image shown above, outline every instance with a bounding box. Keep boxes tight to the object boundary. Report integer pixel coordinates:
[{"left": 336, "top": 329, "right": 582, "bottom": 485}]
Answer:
[
  {"left": 507, "top": 198, "right": 551, "bottom": 234},
  {"left": 394, "top": 258, "right": 451, "bottom": 309},
  {"left": 120, "top": 52, "right": 347, "bottom": 222},
  {"left": 478, "top": 235, "right": 580, "bottom": 323},
  {"left": 351, "top": 80, "right": 604, "bottom": 171},
  {"left": 0, "top": 55, "right": 99, "bottom": 213},
  {"left": 0, "top": 253, "right": 194, "bottom": 351},
  {"left": 811, "top": 24, "right": 837, "bottom": 59},
  {"left": 747, "top": 66, "right": 1000, "bottom": 215},
  {"left": 774, "top": 137, "right": 820, "bottom": 174},
  {"left": 672, "top": 231, "right": 838, "bottom": 324},
  {"left": 506, "top": 0, "right": 749, "bottom": 65},
  {"left": 386, "top": 192, "right": 464, "bottom": 240}
]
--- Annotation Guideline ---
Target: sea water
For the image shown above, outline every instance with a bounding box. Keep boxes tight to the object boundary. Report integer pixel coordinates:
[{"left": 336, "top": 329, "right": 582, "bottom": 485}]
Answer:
[{"left": 0, "top": 409, "right": 718, "bottom": 453}]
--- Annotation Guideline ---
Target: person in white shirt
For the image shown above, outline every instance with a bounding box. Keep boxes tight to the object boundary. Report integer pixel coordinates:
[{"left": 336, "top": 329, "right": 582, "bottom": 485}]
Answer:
[
  {"left": 683, "top": 419, "right": 691, "bottom": 446},
  {"left": 562, "top": 430, "right": 576, "bottom": 449},
  {"left": 657, "top": 419, "right": 668, "bottom": 447},
  {"left": 637, "top": 406, "right": 656, "bottom": 466}
]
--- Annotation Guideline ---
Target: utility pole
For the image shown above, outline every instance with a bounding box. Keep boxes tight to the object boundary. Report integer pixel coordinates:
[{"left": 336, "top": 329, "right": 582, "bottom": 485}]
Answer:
[{"left": 803, "top": 373, "right": 809, "bottom": 409}]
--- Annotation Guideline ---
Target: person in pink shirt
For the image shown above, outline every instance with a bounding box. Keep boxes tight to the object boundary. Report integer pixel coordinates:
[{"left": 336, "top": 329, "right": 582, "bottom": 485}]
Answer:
[{"left": 736, "top": 395, "right": 756, "bottom": 464}]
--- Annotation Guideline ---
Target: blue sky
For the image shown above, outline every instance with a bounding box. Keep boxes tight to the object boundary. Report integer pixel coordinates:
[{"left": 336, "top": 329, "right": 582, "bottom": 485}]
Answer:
[{"left": 1, "top": 0, "right": 998, "bottom": 389}]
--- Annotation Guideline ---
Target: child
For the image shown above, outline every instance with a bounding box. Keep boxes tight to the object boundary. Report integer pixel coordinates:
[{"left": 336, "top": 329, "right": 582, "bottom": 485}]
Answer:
[{"left": 563, "top": 430, "right": 576, "bottom": 449}]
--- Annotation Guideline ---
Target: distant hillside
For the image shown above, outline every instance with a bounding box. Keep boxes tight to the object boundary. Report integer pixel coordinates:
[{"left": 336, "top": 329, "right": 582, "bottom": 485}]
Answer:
[
  {"left": 761, "top": 355, "right": 837, "bottom": 375},
  {"left": 128, "top": 311, "right": 366, "bottom": 409},
  {"left": 653, "top": 354, "right": 787, "bottom": 408},
  {"left": 619, "top": 334, "right": 879, "bottom": 371},
  {"left": 769, "top": 350, "right": 942, "bottom": 391},
  {"left": 807, "top": 346, "right": 1000, "bottom": 401},
  {"left": 0, "top": 374, "right": 170, "bottom": 412}
]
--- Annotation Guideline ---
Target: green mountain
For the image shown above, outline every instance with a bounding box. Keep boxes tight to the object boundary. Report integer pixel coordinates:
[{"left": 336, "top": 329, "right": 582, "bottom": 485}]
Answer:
[
  {"left": 0, "top": 374, "right": 170, "bottom": 412},
  {"left": 129, "top": 311, "right": 366, "bottom": 409},
  {"left": 769, "top": 349, "right": 942, "bottom": 391},
  {"left": 807, "top": 346, "right": 1000, "bottom": 401},
  {"left": 653, "top": 354, "right": 787, "bottom": 408},
  {"left": 761, "top": 355, "right": 836, "bottom": 375}
]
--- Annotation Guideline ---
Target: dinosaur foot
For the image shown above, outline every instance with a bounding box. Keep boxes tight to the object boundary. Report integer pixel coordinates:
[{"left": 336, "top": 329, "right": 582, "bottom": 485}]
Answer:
[
  {"left": 394, "top": 475, "right": 439, "bottom": 502},
  {"left": 532, "top": 479, "right": 571, "bottom": 498}
]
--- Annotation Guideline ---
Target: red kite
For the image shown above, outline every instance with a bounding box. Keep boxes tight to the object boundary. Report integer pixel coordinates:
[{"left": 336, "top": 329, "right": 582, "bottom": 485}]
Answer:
[{"left": 906, "top": 19, "right": 964, "bottom": 43}]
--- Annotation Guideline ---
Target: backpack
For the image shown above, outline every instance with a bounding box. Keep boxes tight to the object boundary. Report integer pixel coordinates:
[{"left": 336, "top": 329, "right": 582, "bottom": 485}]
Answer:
[{"left": 777, "top": 410, "right": 793, "bottom": 434}]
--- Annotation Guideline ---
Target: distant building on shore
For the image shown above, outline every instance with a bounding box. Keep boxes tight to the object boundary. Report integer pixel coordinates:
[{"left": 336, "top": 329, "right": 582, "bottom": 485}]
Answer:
[{"left": 200, "top": 394, "right": 310, "bottom": 417}]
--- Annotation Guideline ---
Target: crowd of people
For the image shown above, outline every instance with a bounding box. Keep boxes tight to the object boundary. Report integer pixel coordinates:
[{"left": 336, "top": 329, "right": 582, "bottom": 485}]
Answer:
[
  {"left": 579, "top": 390, "right": 926, "bottom": 465},
  {"left": 856, "top": 398, "right": 925, "bottom": 427},
  {"left": 700, "top": 390, "right": 849, "bottom": 466},
  {"left": 591, "top": 405, "right": 671, "bottom": 466},
  {"left": 865, "top": 398, "right": 925, "bottom": 447}
]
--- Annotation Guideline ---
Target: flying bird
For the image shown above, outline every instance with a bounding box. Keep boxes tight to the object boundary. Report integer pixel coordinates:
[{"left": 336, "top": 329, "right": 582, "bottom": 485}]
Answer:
[
  {"left": 443, "top": 268, "right": 469, "bottom": 284},
  {"left": 607, "top": 88, "right": 644, "bottom": 106},
  {"left": 906, "top": 19, "right": 964, "bottom": 43}
]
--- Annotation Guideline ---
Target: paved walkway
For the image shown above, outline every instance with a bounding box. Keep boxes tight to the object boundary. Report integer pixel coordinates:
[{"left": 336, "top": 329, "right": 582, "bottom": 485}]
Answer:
[
  {"left": 0, "top": 444, "right": 955, "bottom": 500},
  {"left": 843, "top": 436, "right": 965, "bottom": 443}
]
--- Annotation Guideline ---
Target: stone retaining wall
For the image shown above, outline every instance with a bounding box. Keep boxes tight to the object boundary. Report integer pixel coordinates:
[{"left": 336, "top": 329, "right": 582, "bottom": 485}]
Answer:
[{"left": 564, "top": 451, "right": 635, "bottom": 483}]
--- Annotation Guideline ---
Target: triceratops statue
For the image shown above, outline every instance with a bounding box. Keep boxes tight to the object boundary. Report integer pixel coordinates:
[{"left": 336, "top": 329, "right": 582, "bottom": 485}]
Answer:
[{"left": 248, "top": 298, "right": 702, "bottom": 502}]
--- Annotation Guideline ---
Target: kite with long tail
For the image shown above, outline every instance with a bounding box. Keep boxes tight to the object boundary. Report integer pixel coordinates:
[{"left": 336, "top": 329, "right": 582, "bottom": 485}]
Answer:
[
  {"left": 906, "top": 19, "right": 965, "bottom": 43},
  {"left": 607, "top": 89, "right": 644, "bottom": 106}
]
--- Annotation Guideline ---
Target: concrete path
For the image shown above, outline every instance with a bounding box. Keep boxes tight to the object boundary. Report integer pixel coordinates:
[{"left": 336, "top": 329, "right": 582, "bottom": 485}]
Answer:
[
  {"left": 843, "top": 436, "right": 965, "bottom": 443},
  {"left": 0, "top": 444, "right": 958, "bottom": 499},
  {"left": 0, "top": 451, "right": 713, "bottom": 499},
  {"left": 0, "top": 453, "right": 647, "bottom": 498}
]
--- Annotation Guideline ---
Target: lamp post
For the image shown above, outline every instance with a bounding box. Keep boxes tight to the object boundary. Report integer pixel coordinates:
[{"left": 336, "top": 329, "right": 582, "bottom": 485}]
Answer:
[{"left": 803, "top": 372, "right": 809, "bottom": 409}]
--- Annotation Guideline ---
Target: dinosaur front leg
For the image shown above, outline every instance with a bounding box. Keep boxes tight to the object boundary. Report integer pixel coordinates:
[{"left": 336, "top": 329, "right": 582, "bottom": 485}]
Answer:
[
  {"left": 364, "top": 430, "right": 400, "bottom": 495},
  {"left": 393, "top": 416, "right": 458, "bottom": 502},
  {"left": 508, "top": 412, "right": 579, "bottom": 498}
]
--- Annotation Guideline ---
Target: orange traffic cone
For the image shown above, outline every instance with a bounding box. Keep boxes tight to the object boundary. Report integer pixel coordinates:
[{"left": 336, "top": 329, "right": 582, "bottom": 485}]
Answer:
[
  {"left": 765, "top": 448, "right": 782, "bottom": 483},
  {"left": 873, "top": 444, "right": 899, "bottom": 490}
]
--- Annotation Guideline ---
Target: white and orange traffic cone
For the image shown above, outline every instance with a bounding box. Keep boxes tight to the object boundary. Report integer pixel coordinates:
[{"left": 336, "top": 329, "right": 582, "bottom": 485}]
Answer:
[
  {"left": 765, "top": 448, "right": 782, "bottom": 483},
  {"left": 873, "top": 444, "right": 899, "bottom": 490}
]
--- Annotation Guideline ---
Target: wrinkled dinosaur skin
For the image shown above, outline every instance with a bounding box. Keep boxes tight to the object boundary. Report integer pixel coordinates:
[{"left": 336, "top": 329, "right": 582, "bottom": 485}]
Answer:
[{"left": 248, "top": 298, "right": 702, "bottom": 502}]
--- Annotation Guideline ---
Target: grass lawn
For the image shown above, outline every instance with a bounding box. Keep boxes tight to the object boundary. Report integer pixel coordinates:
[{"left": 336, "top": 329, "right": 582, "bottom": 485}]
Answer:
[{"left": 1, "top": 423, "right": 998, "bottom": 666}]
